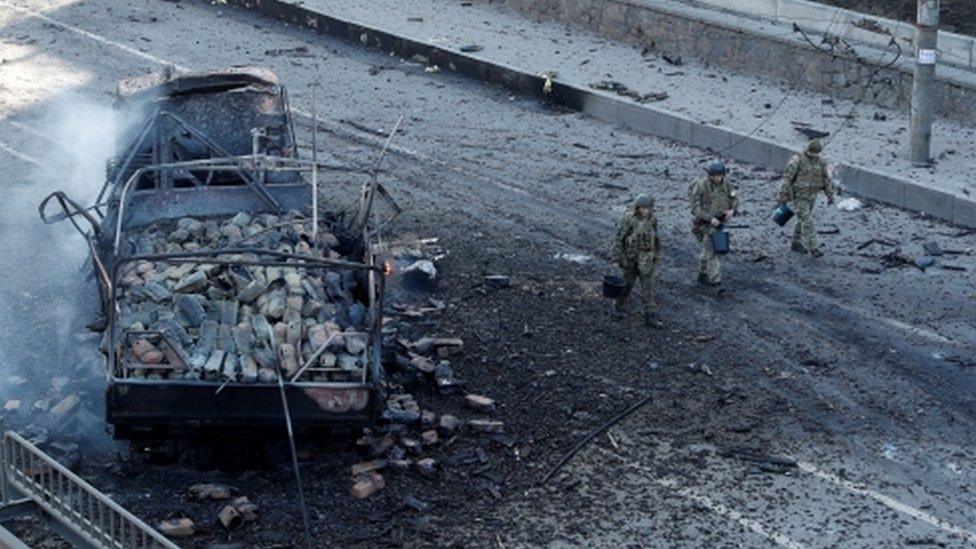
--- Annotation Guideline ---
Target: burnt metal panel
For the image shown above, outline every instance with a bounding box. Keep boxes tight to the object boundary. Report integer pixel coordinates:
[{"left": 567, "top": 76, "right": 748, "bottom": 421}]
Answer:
[
  {"left": 106, "top": 382, "right": 378, "bottom": 429},
  {"left": 111, "top": 182, "right": 309, "bottom": 233}
]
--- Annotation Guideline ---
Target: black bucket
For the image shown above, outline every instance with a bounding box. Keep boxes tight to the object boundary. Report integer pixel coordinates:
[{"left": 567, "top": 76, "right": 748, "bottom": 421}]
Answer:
[
  {"left": 602, "top": 274, "right": 627, "bottom": 298},
  {"left": 711, "top": 229, "right": 730, "bottom": 255},
  {"left": 773, "top": 203, "right": 794, "bottom": 227}
]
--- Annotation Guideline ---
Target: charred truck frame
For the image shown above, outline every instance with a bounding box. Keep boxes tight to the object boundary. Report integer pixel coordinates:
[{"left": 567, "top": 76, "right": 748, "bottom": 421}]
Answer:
[{"left": 40, "top": 68, "right": 392, "bottom": 443}]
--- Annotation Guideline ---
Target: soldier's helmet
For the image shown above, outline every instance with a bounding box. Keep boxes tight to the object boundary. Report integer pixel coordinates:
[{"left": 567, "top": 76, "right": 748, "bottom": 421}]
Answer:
[
  {"left": 706, "top": 161, "right": 727, "bottom": 176},
  {"left": 635, "top": 194, "right": 654, "bottom": 208},
  {"left": 806, "top": 139, "right": 823, "bottom": 154}
]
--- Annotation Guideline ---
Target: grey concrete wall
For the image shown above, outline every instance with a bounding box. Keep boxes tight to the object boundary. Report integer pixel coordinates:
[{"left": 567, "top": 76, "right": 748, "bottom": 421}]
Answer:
[{"left": 480, "top": 0, "right": 976, "bottom": 126}]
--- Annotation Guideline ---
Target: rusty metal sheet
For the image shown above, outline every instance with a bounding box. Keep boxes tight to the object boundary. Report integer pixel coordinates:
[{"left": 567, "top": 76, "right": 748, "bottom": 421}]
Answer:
[{"left": 302, "top": 387, "right": 371, "bottom": 413}]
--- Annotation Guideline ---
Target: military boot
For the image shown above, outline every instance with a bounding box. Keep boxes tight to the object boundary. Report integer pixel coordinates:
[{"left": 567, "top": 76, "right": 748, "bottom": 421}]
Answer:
[
  {"left": 644, "top": 312, "right": 664, "bottom": 329},
  {"left": 697, "top": 272, "right": 709, "bottom": 285},
  {"left": 612, "top": 298, "right": 627, "bottom": 319},
  {"left": 791, "top": 241, "right": 807, "bottom": 254},
  {"left": 810, "top": 248, "right": 824, "bottom": 258}
]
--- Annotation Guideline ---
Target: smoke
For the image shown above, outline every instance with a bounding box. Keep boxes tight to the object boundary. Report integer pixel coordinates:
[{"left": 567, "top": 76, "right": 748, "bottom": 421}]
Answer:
[{"left": 0, "top": 91, "right": 134, "bottom": 449}]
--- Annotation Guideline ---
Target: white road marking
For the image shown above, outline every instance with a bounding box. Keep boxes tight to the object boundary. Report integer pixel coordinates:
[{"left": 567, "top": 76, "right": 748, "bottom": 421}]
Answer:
[
  {"left": 7, "top": 120, "right": 70, "bottom": 149},
  {"left": 0, "top": 0, "right": 189, "bottom": 71},
  {"left": 602, "top": 444, "right": 976, "bottom": 546},
  {"left": 766, "top": 280, "right": 955, "bottom": 346},
  {"left": 796, "top": 460, "right": 976, "bottom": 544},
  {"left": 597, "top": 448, "right": 808, "bottom": 548},
  {"left": 0, "top": 137, "right": 41, "bottom": 165}
]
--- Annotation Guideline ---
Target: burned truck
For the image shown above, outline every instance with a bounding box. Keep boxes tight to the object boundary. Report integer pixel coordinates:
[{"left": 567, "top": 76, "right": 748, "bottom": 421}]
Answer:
[{"left": 40, "top": 68, "right": 392, "bottom": 443}]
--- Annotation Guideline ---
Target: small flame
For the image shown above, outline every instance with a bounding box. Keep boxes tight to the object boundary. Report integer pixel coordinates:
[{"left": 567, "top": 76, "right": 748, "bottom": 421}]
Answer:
[{"left": 383, "top": 260, "right": 394, "bottom": 276}]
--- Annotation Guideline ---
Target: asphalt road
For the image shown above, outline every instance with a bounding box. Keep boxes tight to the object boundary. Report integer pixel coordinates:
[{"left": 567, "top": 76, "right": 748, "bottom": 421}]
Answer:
[{"left": 0, "top": 0, "right": 974, "bottom": 546}]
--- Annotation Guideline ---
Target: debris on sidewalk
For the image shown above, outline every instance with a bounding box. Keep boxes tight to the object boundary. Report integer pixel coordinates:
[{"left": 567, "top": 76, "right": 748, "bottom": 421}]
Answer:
[
  {"left": 792, "top": 124, "right": 829, "bottom": 140},
  {"left": 836, "top": 197, "right": 863, "bottom": 211},
  {"left": 589, "top": 80, "right": 668, "bottom": 103}
]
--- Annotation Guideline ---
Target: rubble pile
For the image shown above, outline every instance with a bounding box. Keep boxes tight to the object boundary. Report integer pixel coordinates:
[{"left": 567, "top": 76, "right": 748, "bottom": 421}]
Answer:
[
  {"left": 345, "top": 331, "right": 504, "bottom": 499},
  {"left": 116, "top": 210, "right": 374, "bottom": 383}
]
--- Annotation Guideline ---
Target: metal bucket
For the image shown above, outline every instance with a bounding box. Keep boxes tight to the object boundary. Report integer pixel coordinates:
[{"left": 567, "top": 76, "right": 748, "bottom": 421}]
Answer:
[
  {"left": 602, "top": 274, "right": 627, "bottom": 299},
  {"left": 711, "top": 229, "right": 730, "bottom": 255},
  {"left": 773, "top": 203, "right": 794, "bottom": 226}
]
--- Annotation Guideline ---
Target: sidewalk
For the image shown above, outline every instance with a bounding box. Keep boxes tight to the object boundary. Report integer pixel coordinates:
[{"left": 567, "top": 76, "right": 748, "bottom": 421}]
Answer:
[{"left": 227, "top": 0, "right": 976, "bottom": 227}]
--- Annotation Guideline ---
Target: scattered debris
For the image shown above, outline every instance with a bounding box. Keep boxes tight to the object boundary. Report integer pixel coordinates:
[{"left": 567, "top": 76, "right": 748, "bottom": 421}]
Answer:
[
  {"left": 459, "top": 44, "right": 483, "bottom": 53},
  {"left": 922, "top": 242, "right": 944, "bottom": 256},
  {"left": 415, "top": 458, "right": 438, "bottom": 477},
  {"left": 425, "top": 65, "right": 441, "bottom": 74},
  {"left": 218, "top": 504, "right": 244, "bottom": 530},
  {"left": 49, "top": 395, "right": 80, "bottom": 418},
  {"left": 484, "top": 275, "right": 510, "bottom": 290},
  {"left": 856, "top": 237, "right": 897, "bottom": 251},
  {"left": 158, "top": 518, "right": 195, "bottom": 538},
  {"left": 914, "top": 256, "right": 936, "bottom": 270},
  {"left": 467, "top": 419, "right": 504, "bottom": 434},
  {"left": 553, "top": 252, "right": 592, "bottom": 264},
  {"left": 4, "top": 400, "right": 20, "bottom": 411},
  {"left": 232, "top": 496, "right": 259, "bottom": 522},
  {"left": 718, "top": 446, "right": 797, "bottom": 474},
  {"left": 793, "top": 125, "right": 830, "bottom": 140},
  {"left": 264, "top": 46, "right": 312, "bottom": 57},
  {"left": 661, "top": 53, "right": 683, "bottom": 66},
  {"left": 351, "top": 472, "right": 386, "bottom": 499},
  {"left": 438, "top": 414, "right": 460, "bottom": 436},
  {"left": 402, "top": 259, "right": 438, "bottom": 285},
  {"left": 589, "top": 80, "right": 668, "bottom": 103},
  {"left": 836, "top": 197, "right": 863, "bottom": 211},
  {"left": 351, "top": 460, "right": 387, "bottom": 476},
  {"left": 403, "top": 495, "right": 428, "bottom": 512},
  {"left": 465, "top": 394, "right": 496, "bottom": 414},
  {"left": 188, "top": 483, "right": 232, "bottom": 500}
]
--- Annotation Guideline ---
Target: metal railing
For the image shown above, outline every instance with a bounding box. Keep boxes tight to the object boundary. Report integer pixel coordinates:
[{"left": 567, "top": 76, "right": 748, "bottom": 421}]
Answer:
[{"left": 0, "top": 431, "right": 179, "bottom": 549}]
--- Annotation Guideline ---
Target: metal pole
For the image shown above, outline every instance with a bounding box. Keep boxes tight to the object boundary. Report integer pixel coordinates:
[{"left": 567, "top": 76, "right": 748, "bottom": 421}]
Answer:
[
  {"left": 310, "top": 83, "right": 319, "bottom": 244},
  {"left": 909, "top": 0, "right": 939, "bottom": 165}
]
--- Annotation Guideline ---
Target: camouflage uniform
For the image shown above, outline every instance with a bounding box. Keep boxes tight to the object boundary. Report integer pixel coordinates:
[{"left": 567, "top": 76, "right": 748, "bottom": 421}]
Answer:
[
  {"left": 611, "top": 207, "right": 660, "bottom": 313},
  {"left": 778, "top": 144, "right": 835, "bottom": 255},
  {"left": 689, "top": 175, "right": 739, "bottom": 284}
]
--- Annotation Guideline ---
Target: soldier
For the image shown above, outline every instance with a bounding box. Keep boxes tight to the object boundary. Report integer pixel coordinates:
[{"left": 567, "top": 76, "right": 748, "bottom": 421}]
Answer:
[
  {"left": 778, "top": 139, "right": 835, "bottom": 257},
  {"left": 689, "top": 162, "right": 739, "bottom": 290},
  {"left": 611, "top": 194, "right": 662, "bottom": 327}
]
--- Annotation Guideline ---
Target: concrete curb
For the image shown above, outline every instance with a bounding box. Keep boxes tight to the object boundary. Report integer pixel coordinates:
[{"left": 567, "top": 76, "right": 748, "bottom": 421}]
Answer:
[{"left": 226, "top": 0, "right": 976, "bottom": 228}]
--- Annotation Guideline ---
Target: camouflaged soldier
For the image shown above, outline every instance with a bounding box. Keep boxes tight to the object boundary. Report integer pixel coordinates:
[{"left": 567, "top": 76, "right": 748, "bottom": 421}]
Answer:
[
  {"left": 778, "top": 139, "right": 836, "bottom": 257},
  {"left": 689, "top": 162, "right": 739, "bottom": 288},
  {"left": 611, "top": 194, "right": 662, "bottom": 327}
]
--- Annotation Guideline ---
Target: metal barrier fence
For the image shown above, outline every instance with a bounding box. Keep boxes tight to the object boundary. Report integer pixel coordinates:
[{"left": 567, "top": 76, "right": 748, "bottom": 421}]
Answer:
[{"left": 0, "top": 431, "right": 179, "bottom": 549}]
